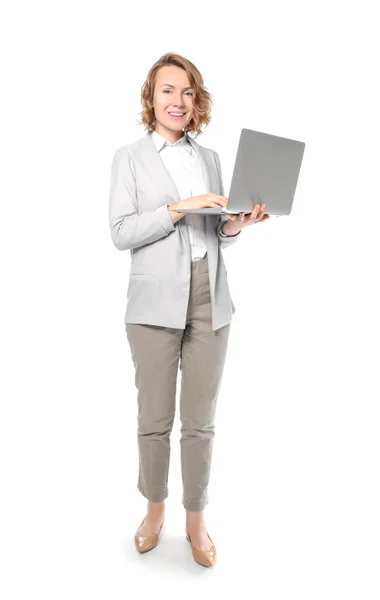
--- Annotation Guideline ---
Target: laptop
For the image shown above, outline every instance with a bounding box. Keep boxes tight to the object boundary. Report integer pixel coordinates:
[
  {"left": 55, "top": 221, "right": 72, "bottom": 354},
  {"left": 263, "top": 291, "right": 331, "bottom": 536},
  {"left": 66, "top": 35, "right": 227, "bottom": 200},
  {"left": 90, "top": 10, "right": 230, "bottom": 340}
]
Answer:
[{"left": 169, "top": 127, "right": 306, "bottom": 217}]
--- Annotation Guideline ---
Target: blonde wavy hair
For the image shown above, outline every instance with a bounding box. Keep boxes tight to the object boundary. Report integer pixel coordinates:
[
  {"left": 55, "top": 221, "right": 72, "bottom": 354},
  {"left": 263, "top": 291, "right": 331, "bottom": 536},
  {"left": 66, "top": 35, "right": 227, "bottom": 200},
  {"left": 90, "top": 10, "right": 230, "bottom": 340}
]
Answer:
[{"left": 138, "top": 53, "right": 213, "bottom": 138}]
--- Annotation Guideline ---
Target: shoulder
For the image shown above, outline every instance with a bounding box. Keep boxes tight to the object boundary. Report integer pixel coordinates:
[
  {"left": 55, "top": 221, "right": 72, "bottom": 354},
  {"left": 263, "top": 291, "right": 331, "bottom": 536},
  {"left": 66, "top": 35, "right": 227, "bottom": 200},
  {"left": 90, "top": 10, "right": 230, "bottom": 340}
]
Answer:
[
  {"left": 112, "top": 137, "right": 141, "bottom": 158},
  {"left": 186, "top": 134, "right": 218, "bottom": 163},
  {"left": 110, "top": 139, "right": 143, "bottom": 183},
  {"left": 110, "top": 136, "right": 147, "bottom": 176}
]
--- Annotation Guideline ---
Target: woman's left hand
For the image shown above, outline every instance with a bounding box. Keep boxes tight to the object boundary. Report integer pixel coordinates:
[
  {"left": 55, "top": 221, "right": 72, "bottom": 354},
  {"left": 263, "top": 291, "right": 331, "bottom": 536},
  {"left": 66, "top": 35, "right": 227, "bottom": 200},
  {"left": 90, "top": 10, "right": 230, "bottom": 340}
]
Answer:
[{"left": 225, "top": 204, "right": 270, "bottom": 230}]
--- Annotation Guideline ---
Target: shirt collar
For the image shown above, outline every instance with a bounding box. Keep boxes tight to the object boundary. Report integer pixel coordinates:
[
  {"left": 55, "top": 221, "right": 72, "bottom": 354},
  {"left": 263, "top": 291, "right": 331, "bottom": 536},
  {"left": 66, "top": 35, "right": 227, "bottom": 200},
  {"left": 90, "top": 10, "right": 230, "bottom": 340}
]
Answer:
[{"left": 151, "top": 130, "right": 192, "bottom": 155}]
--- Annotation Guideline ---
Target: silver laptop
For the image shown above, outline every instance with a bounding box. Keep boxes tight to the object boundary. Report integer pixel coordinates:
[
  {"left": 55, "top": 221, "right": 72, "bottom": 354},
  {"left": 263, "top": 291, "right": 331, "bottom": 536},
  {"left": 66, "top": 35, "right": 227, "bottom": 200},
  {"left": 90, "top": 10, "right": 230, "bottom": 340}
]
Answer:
[{"left": 170, "top": 128, "right": 305, "bottom": 216}]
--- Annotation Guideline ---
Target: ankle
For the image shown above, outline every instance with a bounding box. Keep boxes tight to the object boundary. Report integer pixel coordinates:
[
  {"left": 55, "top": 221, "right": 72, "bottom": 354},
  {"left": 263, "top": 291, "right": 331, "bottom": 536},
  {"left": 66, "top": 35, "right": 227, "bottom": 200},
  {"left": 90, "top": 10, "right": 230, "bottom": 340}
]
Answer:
[
  {"left": 186, "top": 511, "right": 205, "bottom": 525},
  {"left": 147, "top": 500, "right": 165, "bottom": 517}
]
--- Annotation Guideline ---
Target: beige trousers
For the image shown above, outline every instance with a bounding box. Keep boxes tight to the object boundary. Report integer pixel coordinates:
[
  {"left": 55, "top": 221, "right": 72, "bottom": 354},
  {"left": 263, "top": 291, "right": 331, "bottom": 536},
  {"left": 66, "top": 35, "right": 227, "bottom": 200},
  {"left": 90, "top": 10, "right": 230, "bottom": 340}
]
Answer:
[{"left": 125, "top": 254, "right": 231, "bottom": 512}]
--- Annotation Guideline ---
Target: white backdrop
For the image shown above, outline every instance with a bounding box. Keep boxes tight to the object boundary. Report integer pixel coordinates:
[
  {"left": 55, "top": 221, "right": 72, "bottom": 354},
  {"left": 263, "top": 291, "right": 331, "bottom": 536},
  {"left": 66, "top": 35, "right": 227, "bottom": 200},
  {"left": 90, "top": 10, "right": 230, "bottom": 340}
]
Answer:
[{"left": 1, "top": 0, "right": 379, "bottom": 598}]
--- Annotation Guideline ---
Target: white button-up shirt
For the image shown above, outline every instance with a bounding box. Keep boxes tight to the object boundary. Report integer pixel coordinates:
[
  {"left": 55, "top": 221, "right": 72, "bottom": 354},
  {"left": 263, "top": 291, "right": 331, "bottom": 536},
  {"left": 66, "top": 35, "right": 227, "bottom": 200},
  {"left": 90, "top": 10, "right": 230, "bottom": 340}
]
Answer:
[{"left": 151, "top": 130, "right": 208, "bottom": 262}]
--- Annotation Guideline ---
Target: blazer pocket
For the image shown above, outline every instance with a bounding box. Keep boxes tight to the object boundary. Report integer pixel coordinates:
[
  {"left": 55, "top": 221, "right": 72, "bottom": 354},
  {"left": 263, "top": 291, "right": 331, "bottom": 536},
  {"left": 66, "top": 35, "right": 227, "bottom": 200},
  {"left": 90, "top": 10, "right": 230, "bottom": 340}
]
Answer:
[{"left": 127, "top": 277, "right": 159, "bottom": 308}]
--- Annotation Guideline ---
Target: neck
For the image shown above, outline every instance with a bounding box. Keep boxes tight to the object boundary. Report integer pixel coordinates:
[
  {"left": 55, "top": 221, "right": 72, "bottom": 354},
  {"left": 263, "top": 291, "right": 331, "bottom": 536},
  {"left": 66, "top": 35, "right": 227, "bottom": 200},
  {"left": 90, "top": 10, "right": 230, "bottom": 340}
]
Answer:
[{"left": 153, "top": 123, "right": 185, "bottom": 144}]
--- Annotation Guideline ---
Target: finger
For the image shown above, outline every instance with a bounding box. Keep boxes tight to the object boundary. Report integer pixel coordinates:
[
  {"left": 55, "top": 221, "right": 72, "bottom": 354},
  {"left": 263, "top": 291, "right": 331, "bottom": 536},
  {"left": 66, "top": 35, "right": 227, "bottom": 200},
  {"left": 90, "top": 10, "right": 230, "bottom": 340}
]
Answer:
[
  {"left": 258, "top": 214, "right": 270, "bottom": 223},
  {"left": 254, "top": 204, "right": 266, "bottom": 222}
]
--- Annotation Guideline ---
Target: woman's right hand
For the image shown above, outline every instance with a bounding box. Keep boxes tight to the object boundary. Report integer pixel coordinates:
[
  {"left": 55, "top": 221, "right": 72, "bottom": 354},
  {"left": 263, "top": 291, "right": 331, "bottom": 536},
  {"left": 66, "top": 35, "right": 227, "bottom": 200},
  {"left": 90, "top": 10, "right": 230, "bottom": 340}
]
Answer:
[{"left": 176, "top": 193, "right": 228, "bottom": 212}]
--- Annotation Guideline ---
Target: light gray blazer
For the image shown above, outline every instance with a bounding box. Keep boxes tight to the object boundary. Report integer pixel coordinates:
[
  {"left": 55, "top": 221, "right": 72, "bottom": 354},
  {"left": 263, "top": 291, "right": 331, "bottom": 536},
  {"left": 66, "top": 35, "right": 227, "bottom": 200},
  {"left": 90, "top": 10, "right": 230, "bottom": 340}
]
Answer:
[{"left": 108, "top": 131, "right": 241, "bottom": 331}]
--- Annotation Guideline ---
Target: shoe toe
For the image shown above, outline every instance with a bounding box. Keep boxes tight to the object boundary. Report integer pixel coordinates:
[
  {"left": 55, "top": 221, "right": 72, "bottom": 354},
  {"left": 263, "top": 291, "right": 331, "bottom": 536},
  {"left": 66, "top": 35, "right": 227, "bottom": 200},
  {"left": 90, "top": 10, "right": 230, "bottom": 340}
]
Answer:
[
  {"left": 193, "top": 548, "right": 216, "bottom": 567},
  {"left": 135, "top": 532, "right": 158, "bottom": 553}
]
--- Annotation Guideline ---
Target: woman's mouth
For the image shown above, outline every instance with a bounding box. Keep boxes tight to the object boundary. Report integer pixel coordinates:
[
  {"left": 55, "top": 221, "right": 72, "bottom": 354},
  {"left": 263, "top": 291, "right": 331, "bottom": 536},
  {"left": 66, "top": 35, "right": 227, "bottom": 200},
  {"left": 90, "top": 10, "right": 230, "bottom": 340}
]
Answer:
[{"left": 168, "top": 112, "right": 186, "bottom": 120}]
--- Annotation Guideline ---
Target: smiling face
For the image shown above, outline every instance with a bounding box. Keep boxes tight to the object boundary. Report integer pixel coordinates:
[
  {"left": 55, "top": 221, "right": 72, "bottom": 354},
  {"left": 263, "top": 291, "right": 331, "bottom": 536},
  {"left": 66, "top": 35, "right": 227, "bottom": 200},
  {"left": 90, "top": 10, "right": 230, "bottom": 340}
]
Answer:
[{"left": 152, "top": 65, "right": 194, "bottom": 142}]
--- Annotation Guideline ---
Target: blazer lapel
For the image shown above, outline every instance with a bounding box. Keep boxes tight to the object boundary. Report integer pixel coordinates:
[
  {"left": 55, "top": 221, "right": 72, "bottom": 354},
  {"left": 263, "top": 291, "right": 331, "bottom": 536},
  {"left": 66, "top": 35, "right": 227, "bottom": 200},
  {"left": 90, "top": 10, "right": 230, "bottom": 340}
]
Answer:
[
  {"left": 137, "top": 132, "right": 221, "bottom": 247},
  {"left": 140, "top": 131, "right": 219, "bottom": 197}
]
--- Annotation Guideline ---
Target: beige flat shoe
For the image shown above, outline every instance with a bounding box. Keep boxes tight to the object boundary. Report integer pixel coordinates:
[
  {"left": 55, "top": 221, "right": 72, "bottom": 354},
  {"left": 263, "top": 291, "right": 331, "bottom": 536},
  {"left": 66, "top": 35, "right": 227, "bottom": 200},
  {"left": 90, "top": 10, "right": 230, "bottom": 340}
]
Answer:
[
  {"left": 185, "top": 529, "right": 217, "bottom": 567},
  {"left": 134, "top": 517, "right": 164, "bottom": 554}
]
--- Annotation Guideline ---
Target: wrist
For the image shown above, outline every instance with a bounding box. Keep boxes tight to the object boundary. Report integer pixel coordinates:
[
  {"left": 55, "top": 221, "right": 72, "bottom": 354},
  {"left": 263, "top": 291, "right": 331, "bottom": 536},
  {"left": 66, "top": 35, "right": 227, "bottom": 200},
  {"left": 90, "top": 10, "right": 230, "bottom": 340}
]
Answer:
[
  {"left": 221, "top": 222, "right": 242, "bottom": 236},
  {"left": 167, "top": 203, "right": 184, "bottom": 222},
  {"left": 168, "top": 202, "right": 184, "bottom": 212}
]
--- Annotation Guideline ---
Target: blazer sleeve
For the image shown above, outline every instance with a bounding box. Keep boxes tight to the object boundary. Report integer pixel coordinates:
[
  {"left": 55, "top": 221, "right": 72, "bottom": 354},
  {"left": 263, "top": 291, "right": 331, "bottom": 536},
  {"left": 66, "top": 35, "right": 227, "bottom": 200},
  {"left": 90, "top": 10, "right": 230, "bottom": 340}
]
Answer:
[
  {"left": 213, "top": 151, "right": 242, "bottom": 249},
  {"left": 109, "top": 147, "right": 176, "bottom": 251}
]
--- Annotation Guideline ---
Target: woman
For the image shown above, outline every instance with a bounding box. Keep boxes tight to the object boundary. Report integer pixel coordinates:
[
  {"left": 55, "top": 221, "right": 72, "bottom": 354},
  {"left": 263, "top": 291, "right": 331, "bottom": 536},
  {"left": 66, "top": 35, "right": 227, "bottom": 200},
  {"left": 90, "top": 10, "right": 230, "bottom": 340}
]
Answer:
[{"left": 109, "top": 52, "right": 268, "bottom": 567}]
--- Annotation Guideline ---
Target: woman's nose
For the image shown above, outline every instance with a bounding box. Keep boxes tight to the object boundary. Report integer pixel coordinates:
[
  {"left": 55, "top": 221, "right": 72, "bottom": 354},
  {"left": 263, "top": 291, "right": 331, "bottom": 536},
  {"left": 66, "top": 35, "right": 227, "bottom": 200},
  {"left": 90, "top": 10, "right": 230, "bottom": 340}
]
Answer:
[{"left": 173, "top": 97, "right": 185, "bottom": 107}]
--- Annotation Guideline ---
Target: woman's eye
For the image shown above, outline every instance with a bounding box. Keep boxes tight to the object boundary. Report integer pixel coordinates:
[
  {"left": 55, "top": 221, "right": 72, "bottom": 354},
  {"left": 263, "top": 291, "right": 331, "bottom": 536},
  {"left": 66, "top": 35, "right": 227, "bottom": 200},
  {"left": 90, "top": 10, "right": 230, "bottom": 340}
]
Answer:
[{"left": 163, "top": 90, "right": 193, "bottom": 96}]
